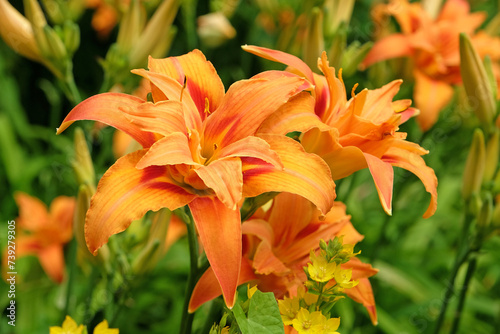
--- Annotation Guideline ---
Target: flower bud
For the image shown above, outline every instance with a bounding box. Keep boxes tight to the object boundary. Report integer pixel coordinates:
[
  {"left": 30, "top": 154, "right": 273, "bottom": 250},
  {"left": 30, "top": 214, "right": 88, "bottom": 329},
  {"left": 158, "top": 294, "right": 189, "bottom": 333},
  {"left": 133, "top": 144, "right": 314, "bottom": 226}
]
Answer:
[
  {"left": 492, "top": 195, "right": 500, "bottom": 229},
  {"left": 72, "top": 128, "right": 96, "bottom": 188},
  {"left": 421, "top": 0, "right": 443, "bottom": 20},
  {"left": 342, "top": 41, "right": 373, "bottom": 77},
  {"left": 61, "top": 20, "right": 80, "bottom": 56},
  {"left": 132, "top": 209, "right": 171, "bottom": 275},
  {"left": 484, "top": 129, "right": 499, "bottom": 184},
  {"left": 116, "top": 0, "right": 146, "bottom": 53},
  {"left": 327, "top": 22, "right": 347, "bottom": 70},
  {"left": 0, "top": 0, "right": 42, "bottom": 62},
  {"left": 483, "top": 55, "right": 498, "bottom": 101},
  {"left": 43, "top": 25, "right": 67, "bottom": 61},
  {"left": 303, "top": 7, "right": 324, "bottom": 71},
  {"left": 462, "top": 128, "right": 486, "bottom": 201},
  {"left": 323, "top": 0, "right": 355, "bottom": 35},
  {"left": 197, "top": 12, "right": 236, "bottom": 48},
  {"left": 74, "top": 184, "right": 93, "bottom": 258},
  {"left": 129, "top": 0, "right": 180, "bottom": 68},
  {"left": 40, "top": 0, "right": 67, "bottom": 25},
  {"left": 459, "top": 33, "right": 497, "bottom": 128},
  {"left": 477, "top": 193, "right": 493, "bottom": 230}
]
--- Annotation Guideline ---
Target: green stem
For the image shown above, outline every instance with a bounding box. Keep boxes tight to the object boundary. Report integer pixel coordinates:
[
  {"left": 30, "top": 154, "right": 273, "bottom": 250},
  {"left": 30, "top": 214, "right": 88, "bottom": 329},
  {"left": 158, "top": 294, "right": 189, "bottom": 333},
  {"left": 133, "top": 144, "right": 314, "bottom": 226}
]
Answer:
[
  {"left": 63, "top": 238, "right": 77, "bottom": 319},
  {"left": 60, "top": 66, "right": 82, "bottom": 106},
  {"left": 199, "top": 299, "right": 223, "bottom": 334},
  {"left": 432, "top": 243, "right": 472, "bottom": 334},
  {"left": 449, "top": 256, "right": 478, "bottom": 334},
  {"left": 179, "top": 208, "right": 199, "bottom": 334}
]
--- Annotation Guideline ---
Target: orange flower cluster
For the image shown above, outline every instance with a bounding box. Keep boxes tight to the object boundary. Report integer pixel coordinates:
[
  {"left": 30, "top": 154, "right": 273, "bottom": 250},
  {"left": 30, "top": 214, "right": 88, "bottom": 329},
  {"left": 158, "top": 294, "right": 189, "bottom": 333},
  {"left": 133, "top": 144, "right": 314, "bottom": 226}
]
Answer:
[
  {"left": 57, "top": 46, "right": 438, "bottom": 323},
  {"left": 3, "top": 193, "right": 75, "bottom": 283},
  {"left": 362, "top": 0, "right": 500, "bottom": 131}
]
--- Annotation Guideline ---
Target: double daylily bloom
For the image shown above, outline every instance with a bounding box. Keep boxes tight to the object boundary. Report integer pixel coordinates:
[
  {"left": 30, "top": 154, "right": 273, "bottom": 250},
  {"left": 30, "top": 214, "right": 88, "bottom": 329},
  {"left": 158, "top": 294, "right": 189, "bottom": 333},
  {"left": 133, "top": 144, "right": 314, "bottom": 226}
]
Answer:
[
  {"left": 57, "top": 49, "right": 336, "bottom": 307},
  {"left": 362, "top": 0, "right": 500, "bottom": 131},
  {"left": 243, "top": 46, "right": 438, "bottom": 218},
  {"left": 189, "top": 193, "right": 378, "bottom": 324}
]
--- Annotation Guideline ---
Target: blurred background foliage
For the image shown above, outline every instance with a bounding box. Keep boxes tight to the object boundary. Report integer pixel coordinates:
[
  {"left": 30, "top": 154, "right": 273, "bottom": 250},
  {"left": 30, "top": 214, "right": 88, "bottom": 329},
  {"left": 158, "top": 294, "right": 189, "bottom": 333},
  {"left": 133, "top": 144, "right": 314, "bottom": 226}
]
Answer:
[{"left": 1, "top": 0, "right": 500, "bottom": 333}]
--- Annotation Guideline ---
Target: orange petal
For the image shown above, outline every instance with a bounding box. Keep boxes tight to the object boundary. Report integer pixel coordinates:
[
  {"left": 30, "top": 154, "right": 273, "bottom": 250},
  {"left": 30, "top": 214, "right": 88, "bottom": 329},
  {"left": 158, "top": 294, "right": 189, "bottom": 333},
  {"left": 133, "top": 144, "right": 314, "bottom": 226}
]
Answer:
[
  {"left": 194, "top": 158, "right": 243, "bottom": 209},
  {"left": 413, "top": 70, "right": 454, "bottom": 131},
  {"left": 202, "top": 75, "right": 308, "bottom": 154},
  {"left": 136, "top": 133, "right": 200, "bottom": 169},
  {"left": 364, "top": 153, "right": 394, "bottom": 216},
  {"left": 242, "top": 219, "right": 275, "bottom": 245},
  {"left": 344, "top": 257, "right": 379, "bottom": 280},
  {"left": 215, "top": 136, "right": 283, "bottom": 168},
  {"left": 361, "top": 34, "right": 413, "bottom": 69},
  {"left": 266, "top": 193, "right": 314, "bottom": 245},
  {"left": 123, "top": 101, "right": 187, "bottom": 137},
  {"left": 252, "top": 240, "right": 289, "bottom": 275},
  {"left": 257, "top": 91, "right": 330, "bottom": 135},
  {"left": 38, "top": 244, "right": 65, "bottom": 283},
  {"left": 242, "top": 45, "right": 314, "bottom": 82},
  {"left": 242, "top": 134, "right": 336, "bottom": 215},
  {"left": 384, "top": 144, "right": 438, "bottom": 218},
  {"left": 188, "top": 197, "right": 242, "bottom": 308},
  {"left": 48, "top": 196, "right": 76, "bottom": 242},
  {"left": 131, "top": 69, "right": 202, "bottom": 131},
  {"left": 345, "top": 277, "right": 378, "bottom": 325},
  {"left": 85, "top": 150, "right": 196, "bottom": 255},
  {"left": 14, "top": 192, "right": 49, "bottom": 231},
  {"left": 147, "top": 50, "right": 225, "bottom": 119},
  {"left": 188, "top": 258, "right": 256, "bottom": 312},
  {"left": 57, "top": 93, "right": 157, "bottom": 148}
]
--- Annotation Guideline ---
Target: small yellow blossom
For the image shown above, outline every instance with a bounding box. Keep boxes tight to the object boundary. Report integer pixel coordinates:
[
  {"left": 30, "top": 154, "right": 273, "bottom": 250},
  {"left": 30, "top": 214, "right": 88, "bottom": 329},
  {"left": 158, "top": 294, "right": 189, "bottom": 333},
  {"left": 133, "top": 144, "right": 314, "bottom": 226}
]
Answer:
[
  {"left": 320, "top": 317, "right": 341, "bottom": 334},
  {"left": 247, "top": 284, "right": 259, "bottom": 299},
  {"left": 292, "top": 308, "right": 326, "bottom": 334},
  {"left": 308, "top": 251, "right": 336, "bottom": 282},
  {"left": 338, "top": 244, "right": 360, "bottom": 261},
  {"left": 94, "top": 320, "right": 119, "bottom": 334},
  {"left": 297, "top": 286, "right": 319, "bottom": 306},
  {"left": 49, "top": 316, "right": 84, "bottom": 334},
  {"left": 278, "top": 296, "right": 300, "bottom": 325},
  {"left": 334, "top": 267, "right": 358, "bottom": 290}
]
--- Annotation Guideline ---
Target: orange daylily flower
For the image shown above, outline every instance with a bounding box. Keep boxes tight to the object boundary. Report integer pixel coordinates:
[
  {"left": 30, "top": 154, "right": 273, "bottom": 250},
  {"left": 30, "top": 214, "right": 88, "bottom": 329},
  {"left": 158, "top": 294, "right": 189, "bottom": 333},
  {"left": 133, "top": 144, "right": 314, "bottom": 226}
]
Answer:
[
  {"left": 57, "top": 49, "right": 336, "bottom": 308},
  {"left": 85, "top": 0, "right": 122, "bottom": 38},
  {"left": 243, "top": 46, "right": 438, "bottom": 218},
  {"left": 362, "top": 0, "right": 500, "bottom": 131},
  {"left": 3, "top": 192, "right": 75, "bottom": 283},
  {"left": 189, "top": 193, "right": 378, "bottom": 324}
]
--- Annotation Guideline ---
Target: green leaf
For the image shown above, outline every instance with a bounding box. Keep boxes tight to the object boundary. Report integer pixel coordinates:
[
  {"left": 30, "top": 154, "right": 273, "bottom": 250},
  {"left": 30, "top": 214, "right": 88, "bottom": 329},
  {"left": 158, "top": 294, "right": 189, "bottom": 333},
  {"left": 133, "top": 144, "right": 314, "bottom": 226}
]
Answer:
[{"left": 233, "top": 290, "right": 285, "bottom": 334}]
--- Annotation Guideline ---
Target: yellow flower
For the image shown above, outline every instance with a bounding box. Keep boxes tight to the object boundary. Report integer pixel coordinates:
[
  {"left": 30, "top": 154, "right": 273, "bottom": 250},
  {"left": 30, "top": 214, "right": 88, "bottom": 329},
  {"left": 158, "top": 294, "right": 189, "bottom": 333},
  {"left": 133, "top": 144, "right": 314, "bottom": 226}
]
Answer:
[
  {"left": 49, "top": 316, "right": 84, "bottom": 334},
  {"left": 308, "top": 251, "right": 336, "bottom": 282},
  {"left": 247, "top": 284, "right": 258, "bottom": 299},
  {"left": 296, "top": 286, "right": 319, "bottom": 306},
  {"left": 278, "top": 296, "right": 300, "bottom": 325},
  {"left": 94, "top": 320, "right": 119, "bottom": 334},
  {"left": 320, "top": 317, "right": 341, "bottom": 334},
  {"left": 334, "top": 267, "right": 358, "bottom": 290},
  {"left": 292, "top": 308, "right": 326, "bottom": 334}
]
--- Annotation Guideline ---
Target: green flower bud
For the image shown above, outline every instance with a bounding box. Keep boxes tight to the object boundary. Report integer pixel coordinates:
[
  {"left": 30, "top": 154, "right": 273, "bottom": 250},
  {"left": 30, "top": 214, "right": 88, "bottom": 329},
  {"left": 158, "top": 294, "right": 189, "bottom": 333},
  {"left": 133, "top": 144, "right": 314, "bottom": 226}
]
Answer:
[
  {"left": 303, "top": 7, "right": 324, "bottom": 71},
  {"left": 459, "top": 33, "right": 496, "bottom": 129},
  {"left": 483, "top": 129, "right": 499, "bottom": 184},
  {"left": 72, "top": 128, "right": 95, "bottom": 188},
  {"left": 463, "top": 128, "right": 486, "bottom": 201}
]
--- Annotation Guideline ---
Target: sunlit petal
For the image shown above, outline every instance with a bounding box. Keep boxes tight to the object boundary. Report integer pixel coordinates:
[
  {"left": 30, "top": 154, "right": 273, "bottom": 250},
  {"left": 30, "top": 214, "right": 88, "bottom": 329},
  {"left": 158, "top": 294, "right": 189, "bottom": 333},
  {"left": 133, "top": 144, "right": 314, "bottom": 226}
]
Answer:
[
  {"left": 189, "top": 197, "right": 242, "bottom": 308},
  {"left": 85, "top": 150, "right": 196, "bottom": 255},
  {"left": 57, "top": 93, "right": 157, "bottom": 148}
]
